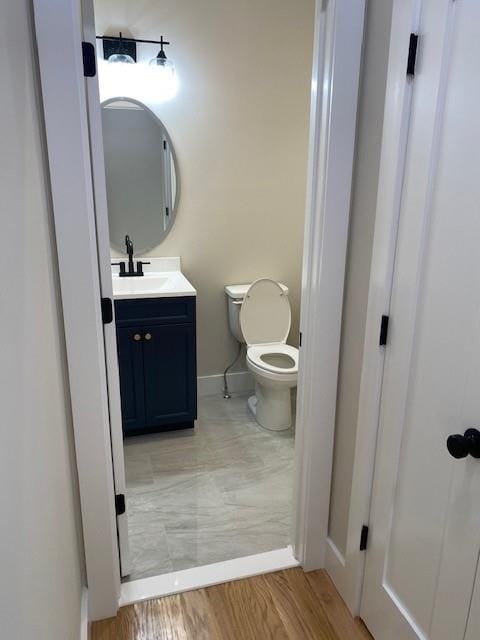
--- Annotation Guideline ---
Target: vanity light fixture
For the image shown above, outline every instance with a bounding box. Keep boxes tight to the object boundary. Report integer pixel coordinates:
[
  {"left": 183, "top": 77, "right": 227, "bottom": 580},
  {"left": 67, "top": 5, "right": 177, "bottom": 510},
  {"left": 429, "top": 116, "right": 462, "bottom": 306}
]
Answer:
[
  {"left": 148, "top": 36, "right": 175, "bottom": 76},
  {"left": 97, "top": 33, "right": 178, "bottom": 102},
  {"left": 97, "top": 33, "right": 174, "bottom": 73}
]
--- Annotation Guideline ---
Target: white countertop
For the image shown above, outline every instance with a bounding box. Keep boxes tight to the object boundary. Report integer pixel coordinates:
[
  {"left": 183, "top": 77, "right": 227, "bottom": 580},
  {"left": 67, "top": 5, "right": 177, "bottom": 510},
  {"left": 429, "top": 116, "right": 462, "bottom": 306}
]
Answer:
[{"left": 111, "top": 257, "right": 196, "bottom": 300}]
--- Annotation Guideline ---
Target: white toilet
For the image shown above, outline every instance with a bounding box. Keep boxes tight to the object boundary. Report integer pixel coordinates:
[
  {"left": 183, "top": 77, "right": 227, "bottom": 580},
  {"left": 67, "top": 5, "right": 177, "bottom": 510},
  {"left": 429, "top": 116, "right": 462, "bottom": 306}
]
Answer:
[{"left": 225, "top": 278, "right": 298, "bottom": 431}]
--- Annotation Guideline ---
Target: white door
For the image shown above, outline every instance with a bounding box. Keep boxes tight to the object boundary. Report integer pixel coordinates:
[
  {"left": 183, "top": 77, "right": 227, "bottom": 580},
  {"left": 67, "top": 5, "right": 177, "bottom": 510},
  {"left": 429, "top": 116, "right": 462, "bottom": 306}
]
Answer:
[
  {"left": 82, "top": 0, "right": 131, "bottom": 576},
  {"left": 360, "top": 0, "right": 480, "bottom": 638}
]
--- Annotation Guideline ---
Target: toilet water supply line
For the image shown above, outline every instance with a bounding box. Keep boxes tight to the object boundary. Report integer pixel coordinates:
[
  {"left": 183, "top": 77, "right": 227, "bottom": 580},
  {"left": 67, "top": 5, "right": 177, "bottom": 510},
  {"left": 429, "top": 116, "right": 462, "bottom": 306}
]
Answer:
[{"left": 223, "top": 343, "right": 244, "bottom": 399}]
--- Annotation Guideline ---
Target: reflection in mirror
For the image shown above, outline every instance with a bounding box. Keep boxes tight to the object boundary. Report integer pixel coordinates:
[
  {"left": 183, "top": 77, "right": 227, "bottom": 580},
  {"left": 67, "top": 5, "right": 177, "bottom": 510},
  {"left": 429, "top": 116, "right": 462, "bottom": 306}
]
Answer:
[{"left": 101, "top": 98, "right": 179, "bottom": 254}]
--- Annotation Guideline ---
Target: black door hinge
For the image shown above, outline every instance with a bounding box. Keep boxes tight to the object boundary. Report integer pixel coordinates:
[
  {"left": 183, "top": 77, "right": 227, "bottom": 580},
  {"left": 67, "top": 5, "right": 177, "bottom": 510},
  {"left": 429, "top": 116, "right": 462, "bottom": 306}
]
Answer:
[
  {"left": 379, "top": 314, "right": 389, "bottom": 346},
  {"left": 407, "top": 33, "right": 419, "bottom": 77},
  {"left": 166, "top": 206, "right": 170, "bottom": 217},
  {"left": 163, "top": 140, "right": 167, "bottom": 150},
  {"left": 82, "top": 41, "right": 97, "bottom": 77},
  {"left": 299, "top": 331, "right": 303, "bottom": 347},
  {"left": 115, "top": 494, "right": 126, "bottom": 516},
  {"left": 360, "top": 525, "right": 369, "bottom": 551},
  {"left": 101, "top": 297, "right": 113, "bottom": 324}
]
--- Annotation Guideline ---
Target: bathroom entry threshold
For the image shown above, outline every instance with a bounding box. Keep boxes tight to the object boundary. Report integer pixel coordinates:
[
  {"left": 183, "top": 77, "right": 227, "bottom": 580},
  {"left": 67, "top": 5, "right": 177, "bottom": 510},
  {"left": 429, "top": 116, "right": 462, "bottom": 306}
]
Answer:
[{"left": 120, "top": 546, "right": 298, "bottom": 606}]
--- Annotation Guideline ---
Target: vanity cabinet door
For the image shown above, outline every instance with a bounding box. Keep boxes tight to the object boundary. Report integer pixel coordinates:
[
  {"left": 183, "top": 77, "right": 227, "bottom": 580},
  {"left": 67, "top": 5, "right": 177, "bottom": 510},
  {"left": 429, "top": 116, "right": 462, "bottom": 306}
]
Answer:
[
  {"left": 116, "top": 327, "right": 146, "bottom": 433},
  {"left": 143, "top": 323, "right": 197, "bottom": 428}
]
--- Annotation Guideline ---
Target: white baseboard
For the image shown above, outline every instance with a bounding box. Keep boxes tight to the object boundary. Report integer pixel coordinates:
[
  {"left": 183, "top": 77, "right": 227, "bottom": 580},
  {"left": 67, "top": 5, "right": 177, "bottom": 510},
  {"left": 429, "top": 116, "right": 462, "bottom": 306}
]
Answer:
[
  {"left": 80, "top": 587, "right": 89, "bottom": 640},
  {"left": 197, "top": 371, "right": 254, "bottom": 398},
  {"left": 120, "top": 546, "right": 299, "bottom": 606}
]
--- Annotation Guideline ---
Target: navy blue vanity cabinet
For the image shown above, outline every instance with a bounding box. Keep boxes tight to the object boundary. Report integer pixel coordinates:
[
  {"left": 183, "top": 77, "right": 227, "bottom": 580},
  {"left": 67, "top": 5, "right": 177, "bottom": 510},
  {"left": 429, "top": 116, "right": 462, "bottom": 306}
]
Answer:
[
  {"left": 116, "top": 327, "right": 146, "bottom": 432},
  {"left": 143, "top": 323, "right": 196, "bottom": 427},
  {"left": 114, "top": 297, "right": 197, "bottom": 437}
]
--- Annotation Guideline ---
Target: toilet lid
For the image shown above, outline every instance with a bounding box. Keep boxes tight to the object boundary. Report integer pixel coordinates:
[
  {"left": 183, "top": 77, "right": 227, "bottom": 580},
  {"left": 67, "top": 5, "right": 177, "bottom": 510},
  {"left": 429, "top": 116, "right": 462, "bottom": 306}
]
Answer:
[{"left": 240, "top": 278, "right": 291, "bottom": 345}]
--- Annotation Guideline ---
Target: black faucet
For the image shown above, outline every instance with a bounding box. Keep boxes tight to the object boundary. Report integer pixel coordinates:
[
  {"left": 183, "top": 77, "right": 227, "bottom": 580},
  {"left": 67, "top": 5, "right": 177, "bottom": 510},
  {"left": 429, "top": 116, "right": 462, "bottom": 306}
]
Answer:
[
  {"left": 112, "top": 235, "right": 150, "bottom": 277},
  {"left": 125, "top": 235, "right": 135, "bottom": 274}
]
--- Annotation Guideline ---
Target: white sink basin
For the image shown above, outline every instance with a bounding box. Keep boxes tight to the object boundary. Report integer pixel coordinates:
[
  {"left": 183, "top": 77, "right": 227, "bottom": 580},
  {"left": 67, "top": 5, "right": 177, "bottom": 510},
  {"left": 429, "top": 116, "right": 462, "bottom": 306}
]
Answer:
[{"left": 111, "top": 258, "right": 196, "bottom": 300}]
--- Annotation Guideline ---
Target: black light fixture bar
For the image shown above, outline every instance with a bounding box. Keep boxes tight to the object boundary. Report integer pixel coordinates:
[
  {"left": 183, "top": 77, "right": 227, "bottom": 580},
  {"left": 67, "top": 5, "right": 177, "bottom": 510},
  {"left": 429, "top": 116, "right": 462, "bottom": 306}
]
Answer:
[
  {"left": 98, "top": 32, "right": 171, "bottom": 64},
  {"left": 96, "top": 34, "right": 170, "bottom": 47}
]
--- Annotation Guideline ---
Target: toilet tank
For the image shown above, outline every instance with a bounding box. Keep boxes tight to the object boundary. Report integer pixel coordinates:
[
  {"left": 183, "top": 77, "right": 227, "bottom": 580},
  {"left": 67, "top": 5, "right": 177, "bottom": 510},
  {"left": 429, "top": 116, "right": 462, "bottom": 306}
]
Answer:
[{"left": 225, "top": 282, "right": 289, "bottom": 344}]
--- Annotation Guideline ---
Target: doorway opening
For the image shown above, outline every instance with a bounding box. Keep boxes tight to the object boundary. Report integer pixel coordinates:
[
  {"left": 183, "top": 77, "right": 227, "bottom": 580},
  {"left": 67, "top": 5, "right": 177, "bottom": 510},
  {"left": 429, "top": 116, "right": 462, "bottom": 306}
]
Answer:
[
  {"left": 33, "top": 0, "right": 365, "bottom": 617},
  {"left": 92, "top": 0, "right": 315, "bottom": 583}
]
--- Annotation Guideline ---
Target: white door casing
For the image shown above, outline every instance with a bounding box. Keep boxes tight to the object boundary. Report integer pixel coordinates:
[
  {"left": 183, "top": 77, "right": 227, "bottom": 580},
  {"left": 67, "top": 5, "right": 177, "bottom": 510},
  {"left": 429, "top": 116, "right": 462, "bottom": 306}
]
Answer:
[
  {"left": 32, "top": 0, "right": 120, "bottom": 619},
  {"left": 82, "top": 0, "right": 131, "bottom": 577},
  {"left": 294, "top": 0, "right": 365, "bottom": 571},
  {"left": 361, "top": 1, "right": 480, "bottom": 638}
]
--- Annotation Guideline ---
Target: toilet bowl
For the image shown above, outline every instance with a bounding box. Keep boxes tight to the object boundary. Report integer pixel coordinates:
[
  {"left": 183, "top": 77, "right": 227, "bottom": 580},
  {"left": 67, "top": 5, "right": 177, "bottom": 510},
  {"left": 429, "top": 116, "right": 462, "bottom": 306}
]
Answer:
[{"left": 239, "top": 278, "right": 299, "bottom": 431}]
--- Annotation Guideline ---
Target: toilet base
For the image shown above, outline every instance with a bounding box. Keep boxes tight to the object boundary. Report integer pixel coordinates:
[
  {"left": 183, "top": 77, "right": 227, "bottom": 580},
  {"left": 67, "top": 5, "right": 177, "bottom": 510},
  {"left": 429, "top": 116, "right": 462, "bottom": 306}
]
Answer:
[{"left": 248, "top": 383, "right": 292, "bottom": 432}]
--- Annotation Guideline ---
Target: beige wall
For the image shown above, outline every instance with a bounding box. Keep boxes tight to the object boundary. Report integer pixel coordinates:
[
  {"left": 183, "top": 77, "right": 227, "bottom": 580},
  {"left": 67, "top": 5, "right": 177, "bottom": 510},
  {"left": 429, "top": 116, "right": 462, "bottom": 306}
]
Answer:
[
  {"left": 95, "top": 0, "right": 315, "bottom": 377},
  {"left": 0, "top": 1, "right": 84, "bottom": 637},
  {"left": 328, "top": 0, "right": 394, "bottom": 555}
]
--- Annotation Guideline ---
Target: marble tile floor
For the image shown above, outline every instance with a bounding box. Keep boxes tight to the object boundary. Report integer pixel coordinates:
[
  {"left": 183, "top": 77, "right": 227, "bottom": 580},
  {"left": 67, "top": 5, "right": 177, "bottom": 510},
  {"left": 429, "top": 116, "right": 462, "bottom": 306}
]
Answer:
[{"left": 123, "top": 392, "right": 295, "bottom": 582}]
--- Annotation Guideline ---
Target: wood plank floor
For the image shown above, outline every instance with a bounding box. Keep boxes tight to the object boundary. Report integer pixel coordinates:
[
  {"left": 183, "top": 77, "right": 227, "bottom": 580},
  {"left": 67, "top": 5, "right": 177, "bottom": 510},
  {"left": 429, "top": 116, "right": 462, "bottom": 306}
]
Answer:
[{"left": 91, "top": 568, "right": 373, "bottom": 640}]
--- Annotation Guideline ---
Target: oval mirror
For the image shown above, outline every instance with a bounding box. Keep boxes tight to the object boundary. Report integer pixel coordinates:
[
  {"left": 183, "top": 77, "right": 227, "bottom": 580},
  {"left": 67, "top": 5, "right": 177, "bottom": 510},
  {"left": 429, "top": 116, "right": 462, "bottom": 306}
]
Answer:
[{"left": 101, "top": 98, "right": 179, "bottom": 254}]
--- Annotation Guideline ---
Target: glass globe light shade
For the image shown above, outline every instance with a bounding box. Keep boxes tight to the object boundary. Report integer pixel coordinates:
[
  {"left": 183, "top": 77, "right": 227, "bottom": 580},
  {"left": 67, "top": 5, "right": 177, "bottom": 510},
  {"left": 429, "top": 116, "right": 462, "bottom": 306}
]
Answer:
[
  {"left": 108, "top": 53, "right": 135, "bottom": 64},
  {"left": 149, "top": 50, "right": 175, "bottom": 72}
]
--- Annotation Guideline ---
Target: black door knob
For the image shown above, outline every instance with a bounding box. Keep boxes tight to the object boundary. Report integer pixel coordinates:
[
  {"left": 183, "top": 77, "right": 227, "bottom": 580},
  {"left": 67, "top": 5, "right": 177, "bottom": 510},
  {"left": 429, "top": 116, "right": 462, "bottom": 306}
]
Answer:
[{"left": 447, "top": 428, "right": 480, "bottom": 459}]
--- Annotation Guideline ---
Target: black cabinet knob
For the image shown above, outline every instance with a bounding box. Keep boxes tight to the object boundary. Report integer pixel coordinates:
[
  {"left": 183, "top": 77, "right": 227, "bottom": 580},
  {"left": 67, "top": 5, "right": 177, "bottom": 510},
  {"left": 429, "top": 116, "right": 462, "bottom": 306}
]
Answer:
[{"left": 447, "top": 428, "right": 480, "bottom": 459}]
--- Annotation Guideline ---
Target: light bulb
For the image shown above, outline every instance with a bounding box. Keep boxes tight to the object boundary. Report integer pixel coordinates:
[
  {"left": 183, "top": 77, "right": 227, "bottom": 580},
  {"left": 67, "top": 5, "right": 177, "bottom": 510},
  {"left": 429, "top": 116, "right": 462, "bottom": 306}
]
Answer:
[{"left": 108, "top": 53, "right": 135, "bottom": 64}]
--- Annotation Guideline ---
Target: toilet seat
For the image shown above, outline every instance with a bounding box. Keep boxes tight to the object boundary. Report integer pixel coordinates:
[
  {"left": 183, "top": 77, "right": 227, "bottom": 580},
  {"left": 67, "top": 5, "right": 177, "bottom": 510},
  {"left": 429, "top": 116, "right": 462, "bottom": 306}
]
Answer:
[
  {"left": 240, "top": 278, "right": 291, "bottom": 346},
  {"left": 240, "top": 279, "right": 298, "bottom": 382},
  {"left": 247, "top": 343, "right": 298, "bottom": 375},
  {"left": 239, "top": 279, "right": 298, "bottom": 430}
]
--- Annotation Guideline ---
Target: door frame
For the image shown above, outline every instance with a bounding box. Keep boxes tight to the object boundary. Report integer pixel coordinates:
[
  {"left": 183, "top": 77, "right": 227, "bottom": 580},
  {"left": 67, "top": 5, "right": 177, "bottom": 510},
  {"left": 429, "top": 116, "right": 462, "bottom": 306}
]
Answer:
[
  {"left": 294, "top": 0, "right": 365, "bottom": 571},
  {"left": 32, "top": 0, "right": 121, "bottom": 620},
  {"left": 82, "top": 0, "right": 131, "bottom": 577},
  {"left": 32, "top": 0, "right": 365, "bottom": 621},
  {"left": 324, "top": 0, "right": 423, "bottom": 614}
]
